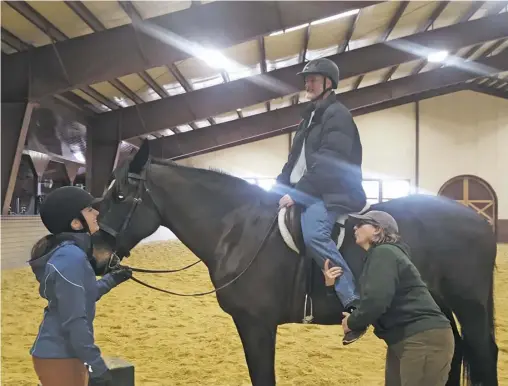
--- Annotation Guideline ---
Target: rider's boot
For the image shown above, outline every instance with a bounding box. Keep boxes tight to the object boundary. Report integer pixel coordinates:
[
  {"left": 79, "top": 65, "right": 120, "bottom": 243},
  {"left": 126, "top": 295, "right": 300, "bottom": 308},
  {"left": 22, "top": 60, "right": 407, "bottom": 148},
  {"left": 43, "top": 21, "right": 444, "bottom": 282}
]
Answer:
[{"left": 342, "top": 304, "right": 367, "bottom": 345}]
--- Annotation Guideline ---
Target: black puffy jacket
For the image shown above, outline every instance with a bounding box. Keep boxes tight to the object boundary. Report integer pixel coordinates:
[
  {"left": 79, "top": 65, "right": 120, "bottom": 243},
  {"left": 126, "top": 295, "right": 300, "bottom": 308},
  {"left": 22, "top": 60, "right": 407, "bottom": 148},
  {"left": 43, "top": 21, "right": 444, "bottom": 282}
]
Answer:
[{"left": 276, "top": 92, "right": 366, "bottom": 213}]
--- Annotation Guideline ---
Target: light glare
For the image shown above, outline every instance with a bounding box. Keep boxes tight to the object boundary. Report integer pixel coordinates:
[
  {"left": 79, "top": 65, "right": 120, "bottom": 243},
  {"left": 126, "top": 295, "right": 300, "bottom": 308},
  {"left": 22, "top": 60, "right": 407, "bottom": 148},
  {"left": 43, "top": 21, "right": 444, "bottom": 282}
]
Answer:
[{"left": 427, "top": 50, "right": 449, "bottom": 63}]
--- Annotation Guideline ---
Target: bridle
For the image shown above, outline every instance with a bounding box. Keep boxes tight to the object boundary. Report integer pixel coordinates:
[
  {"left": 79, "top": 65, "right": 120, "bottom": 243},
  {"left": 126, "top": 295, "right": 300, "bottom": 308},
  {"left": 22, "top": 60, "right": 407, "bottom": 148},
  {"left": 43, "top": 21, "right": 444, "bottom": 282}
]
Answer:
[{"left": 99, "top": 160, "right": 279, "bottom": 297}]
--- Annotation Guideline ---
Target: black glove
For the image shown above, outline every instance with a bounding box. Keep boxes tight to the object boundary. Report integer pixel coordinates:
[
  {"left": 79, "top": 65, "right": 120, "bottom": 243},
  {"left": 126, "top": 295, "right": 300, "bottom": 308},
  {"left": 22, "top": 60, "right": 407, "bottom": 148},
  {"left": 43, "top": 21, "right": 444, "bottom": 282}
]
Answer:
[
  {"left": 89, "top": 369, "right": 113, "bottom": 386},
  {"left": 110, "top": 267, "right": 133, "bottom": 285}
]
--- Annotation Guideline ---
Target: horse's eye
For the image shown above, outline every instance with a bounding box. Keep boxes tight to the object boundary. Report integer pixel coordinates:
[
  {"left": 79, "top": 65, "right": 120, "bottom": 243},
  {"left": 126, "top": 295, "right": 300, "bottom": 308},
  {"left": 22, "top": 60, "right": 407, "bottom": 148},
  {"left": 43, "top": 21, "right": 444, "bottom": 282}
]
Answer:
[{"left": 117, "top": 193, "right": 125, "bottom": 201}]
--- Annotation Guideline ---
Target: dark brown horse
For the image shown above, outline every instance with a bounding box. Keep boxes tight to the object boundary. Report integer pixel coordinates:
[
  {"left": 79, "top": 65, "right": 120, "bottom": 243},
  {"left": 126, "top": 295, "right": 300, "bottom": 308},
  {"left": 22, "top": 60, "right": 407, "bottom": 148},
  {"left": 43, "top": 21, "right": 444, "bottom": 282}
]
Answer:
[{"left": 94, "top": 141, "right": 498, "bottom": 386}]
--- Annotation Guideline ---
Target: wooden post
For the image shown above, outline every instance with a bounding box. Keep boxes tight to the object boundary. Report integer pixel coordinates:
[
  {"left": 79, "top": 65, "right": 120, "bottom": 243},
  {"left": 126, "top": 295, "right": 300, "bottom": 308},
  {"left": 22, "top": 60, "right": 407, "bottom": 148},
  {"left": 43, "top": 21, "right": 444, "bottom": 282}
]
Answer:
[{"left": 1, "top": 102, "right": 37, "bottom": 215}]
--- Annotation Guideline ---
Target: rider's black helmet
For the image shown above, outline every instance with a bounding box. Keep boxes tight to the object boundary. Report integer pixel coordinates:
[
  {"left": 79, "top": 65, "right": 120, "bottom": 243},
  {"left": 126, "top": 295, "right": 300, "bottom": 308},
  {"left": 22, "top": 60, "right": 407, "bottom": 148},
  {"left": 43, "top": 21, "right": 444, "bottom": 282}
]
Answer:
[
  {"left": 297, "top": 58, "right": 340, "bottom": 89},
  {"left": 40, "top": 186, "right": 101, "bottom": 234}
]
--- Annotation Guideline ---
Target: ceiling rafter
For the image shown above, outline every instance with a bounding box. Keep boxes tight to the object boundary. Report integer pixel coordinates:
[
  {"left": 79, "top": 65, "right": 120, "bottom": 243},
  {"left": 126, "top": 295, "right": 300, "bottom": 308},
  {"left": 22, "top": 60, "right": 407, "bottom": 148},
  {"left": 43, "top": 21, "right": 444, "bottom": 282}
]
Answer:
[
  {"left": 458, "top": 2, "right": 507, "bottom": 60},
  {"left": 382, "top": 1, "right": 449, "bottom": 82},
  {"left": 338, "top": 11, "right": 361, "bottom": 54},
  {"left": 64, "top": 1, "right": 143, "bottom": 105},
  {"left": 147, "top": 49, "right": 508, "bottom": 160},
  {"left": 6, "top": 1, "right": 67, "bottom": 41},
  {"left": 219, "top": 71, "right": 242, "bottom": 119},
  {"left": 90, "top": 13, "right": 508, "bottom": 140},
  {"left": 116, "top": 0, "right": 171, "bottom": 101},
  {"left": 1, "top": 27, "right": 31, "bottom": 51},
  {"left": 3, "top": 1, "right": 381, "bottom": 101},
  {"left": 80, "top": 86, "right": 119, "bottom": 111},
  {"left": 258, "top": 36, "right": 271, "bottom": 112},
  {"left": 469, "top": 83, "right": 508, "bottom": 99},
  {"left": 354, "top": 1, "right": 409, "bottom": 90},
  {"left": 57, "top": 91, "right": 103, "bottom": 114},
  {"left": 292, "top": 24, "right": 311, "bottom": 105},
  {"left": 410, "top": 1, "right": 486, "bottom": 76},
  {"left": 166, "top": 64, "right": 209, "bottom": 129},
  {"left": 6, "top": 1, "right": 123, "bottom": 110},
  {"left": 119, "top": 0, "right": 210, "bottom": 133}
]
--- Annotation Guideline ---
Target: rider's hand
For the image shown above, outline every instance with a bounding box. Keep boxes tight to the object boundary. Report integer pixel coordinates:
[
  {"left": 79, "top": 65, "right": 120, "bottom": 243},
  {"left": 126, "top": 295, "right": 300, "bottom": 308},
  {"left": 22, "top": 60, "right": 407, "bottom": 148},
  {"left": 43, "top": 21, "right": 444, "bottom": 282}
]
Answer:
[
  {"left": 279, "top": 194, "right": 295, "bottom": 209},
  {"left": 110, "top": 267, "right": 132, "bottom": 285},
  {"left": 322, "top": 259, "right": 343, "bottom": 286}
]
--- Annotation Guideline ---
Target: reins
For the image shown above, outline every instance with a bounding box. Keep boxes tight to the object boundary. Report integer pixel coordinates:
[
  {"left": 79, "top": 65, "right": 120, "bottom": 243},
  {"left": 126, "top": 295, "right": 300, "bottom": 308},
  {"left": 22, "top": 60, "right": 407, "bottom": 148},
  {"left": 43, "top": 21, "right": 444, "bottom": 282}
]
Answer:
[
  {"left": 120, "top": 211, "right": 279, "bottom": 297},
  {"left": 122, "top": 259, "right": 202, "bottom": 274}
]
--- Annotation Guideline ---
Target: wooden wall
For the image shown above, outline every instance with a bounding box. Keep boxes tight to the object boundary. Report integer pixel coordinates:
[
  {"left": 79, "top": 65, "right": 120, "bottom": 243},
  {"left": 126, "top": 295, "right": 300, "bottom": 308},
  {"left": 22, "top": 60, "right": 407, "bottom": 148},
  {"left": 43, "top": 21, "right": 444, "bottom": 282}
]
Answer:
[{"left": 1, "top": 215, "right": 47, "bottom": 269}]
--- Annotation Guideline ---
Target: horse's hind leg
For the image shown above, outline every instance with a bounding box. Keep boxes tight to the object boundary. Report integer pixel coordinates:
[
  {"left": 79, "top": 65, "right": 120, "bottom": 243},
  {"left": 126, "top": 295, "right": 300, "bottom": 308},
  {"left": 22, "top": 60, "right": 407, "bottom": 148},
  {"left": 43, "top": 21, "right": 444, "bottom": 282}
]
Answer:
[
  {"left": 233, "top": 313, "right": 277, "bottom": 386},
  {"left": 446, "top": 291, "right": 498, "bottom": 386}
]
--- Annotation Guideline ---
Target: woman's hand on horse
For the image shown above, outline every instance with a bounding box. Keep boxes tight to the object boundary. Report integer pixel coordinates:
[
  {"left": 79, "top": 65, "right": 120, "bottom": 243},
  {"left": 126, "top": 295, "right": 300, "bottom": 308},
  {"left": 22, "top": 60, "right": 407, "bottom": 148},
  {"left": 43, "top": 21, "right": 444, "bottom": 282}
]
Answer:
[{"left": 322, "top": 259, "right": 343, "bottom": 286}]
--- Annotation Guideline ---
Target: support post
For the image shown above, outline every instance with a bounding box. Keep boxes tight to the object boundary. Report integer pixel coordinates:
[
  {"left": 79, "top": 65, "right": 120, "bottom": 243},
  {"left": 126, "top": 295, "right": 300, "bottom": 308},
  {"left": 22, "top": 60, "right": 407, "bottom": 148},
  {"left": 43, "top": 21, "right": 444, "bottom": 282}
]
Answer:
[
  {"left": 1, "top": 102, "right": 36, "bottom": 214},
  {"left": 86, "top": 129, "right": 120, "bottom": 197},
  {"left": 415, "top": 101, "right": 420, "bottom": 193},
  {"left": 27, "top": 150, "right": 51, "bottom": 214}
]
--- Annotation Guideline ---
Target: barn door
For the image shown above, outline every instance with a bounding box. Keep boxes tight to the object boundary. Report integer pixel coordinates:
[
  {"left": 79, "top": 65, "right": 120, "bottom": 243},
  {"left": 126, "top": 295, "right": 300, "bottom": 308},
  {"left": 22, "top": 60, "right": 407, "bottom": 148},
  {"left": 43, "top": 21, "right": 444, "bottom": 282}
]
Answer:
[{"left": 438, "top": 175, "right": 497, "bottom": 233}]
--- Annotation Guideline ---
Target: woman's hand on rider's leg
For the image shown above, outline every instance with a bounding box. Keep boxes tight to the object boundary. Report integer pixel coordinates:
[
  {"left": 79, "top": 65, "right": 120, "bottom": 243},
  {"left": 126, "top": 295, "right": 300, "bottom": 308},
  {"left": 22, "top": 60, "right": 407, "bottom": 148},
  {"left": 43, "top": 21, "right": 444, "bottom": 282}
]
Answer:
[{"left": 322, "top": 259, "right": 343, "bottom": 286}]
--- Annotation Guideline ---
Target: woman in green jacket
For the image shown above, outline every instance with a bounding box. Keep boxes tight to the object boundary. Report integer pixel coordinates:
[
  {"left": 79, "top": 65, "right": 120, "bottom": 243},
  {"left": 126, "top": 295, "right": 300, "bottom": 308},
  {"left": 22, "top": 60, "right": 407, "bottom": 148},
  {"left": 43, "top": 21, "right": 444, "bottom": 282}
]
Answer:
[{"left": 323, "top": 210, "right": 454, "bottom": 386}]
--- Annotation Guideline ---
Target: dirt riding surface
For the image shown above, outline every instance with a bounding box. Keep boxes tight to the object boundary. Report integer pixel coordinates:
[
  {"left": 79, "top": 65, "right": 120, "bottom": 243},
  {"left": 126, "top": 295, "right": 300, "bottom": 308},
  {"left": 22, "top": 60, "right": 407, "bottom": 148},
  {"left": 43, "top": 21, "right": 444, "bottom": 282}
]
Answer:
[{"left": 3, "top": 242, "right": 507, "bottom": 386}]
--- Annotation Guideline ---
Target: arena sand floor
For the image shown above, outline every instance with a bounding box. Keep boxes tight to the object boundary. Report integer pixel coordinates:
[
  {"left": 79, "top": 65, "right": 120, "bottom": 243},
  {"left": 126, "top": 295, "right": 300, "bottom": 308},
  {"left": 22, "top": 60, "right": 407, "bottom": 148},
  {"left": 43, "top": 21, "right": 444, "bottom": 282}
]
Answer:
[{"left": 2, "top": 242, "right": 507, "bottom": 385}]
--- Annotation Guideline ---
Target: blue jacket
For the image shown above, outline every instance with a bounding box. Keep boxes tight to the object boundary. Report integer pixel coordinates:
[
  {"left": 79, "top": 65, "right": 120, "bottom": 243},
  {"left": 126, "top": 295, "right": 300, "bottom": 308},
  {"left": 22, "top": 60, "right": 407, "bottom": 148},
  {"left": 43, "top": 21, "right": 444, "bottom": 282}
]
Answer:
[{"left": 29, "top": 236, "right": 117, "bottom": 378}]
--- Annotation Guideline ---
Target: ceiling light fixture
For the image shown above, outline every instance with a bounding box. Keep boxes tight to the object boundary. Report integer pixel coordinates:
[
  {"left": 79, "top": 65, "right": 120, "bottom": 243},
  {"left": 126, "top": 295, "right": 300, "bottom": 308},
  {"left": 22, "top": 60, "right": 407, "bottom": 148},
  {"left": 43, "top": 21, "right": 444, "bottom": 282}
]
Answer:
[{"left": 427, "top": 50, "right": 449, "bottom": 63}]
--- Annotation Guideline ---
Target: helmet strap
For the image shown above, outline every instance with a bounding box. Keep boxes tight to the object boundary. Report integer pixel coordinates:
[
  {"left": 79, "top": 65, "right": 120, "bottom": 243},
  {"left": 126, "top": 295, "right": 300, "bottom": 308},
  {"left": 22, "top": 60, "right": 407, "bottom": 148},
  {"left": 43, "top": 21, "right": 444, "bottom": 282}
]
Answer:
[
  {"left": 72, "top": 213, "right": 90, "bottom": 234},
  {"left": 309, "top": 77, "right": 333, "bottom": 102}
]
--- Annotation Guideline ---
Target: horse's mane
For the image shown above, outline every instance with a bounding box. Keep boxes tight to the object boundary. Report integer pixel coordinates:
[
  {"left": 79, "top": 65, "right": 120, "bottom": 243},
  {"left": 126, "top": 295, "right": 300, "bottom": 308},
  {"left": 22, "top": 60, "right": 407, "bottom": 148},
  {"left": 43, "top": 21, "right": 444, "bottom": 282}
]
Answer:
[{"left": 148, "top": 157, "right": 276, "bottom": 204}]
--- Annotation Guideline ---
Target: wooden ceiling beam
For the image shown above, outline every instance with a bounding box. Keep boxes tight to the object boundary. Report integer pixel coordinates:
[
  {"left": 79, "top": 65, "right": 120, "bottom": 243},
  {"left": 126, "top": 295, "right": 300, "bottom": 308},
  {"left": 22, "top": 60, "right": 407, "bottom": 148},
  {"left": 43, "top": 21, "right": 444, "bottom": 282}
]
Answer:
[
  {"left": 2, "top": 1, "right": 380, "bottom": 101},
  {"left": 1, "top": 28, "right": 31, "bottom": 51},
  {"left": 89, "top": 13, "right": 508, "bottom": 140},
  {"left": 382, "top": 1, "right": 449, "bottom": 83},
  {"left": 147, "top": 49, "right": 508, "bottom": 160},
  {"left": 6, "top": 1, "right": 67, "bottom": 42},
  {"left": 337, "top": 12, "right": 360, "bottom": 54},
  {"left": 258, "top": 36, "right": 271, "bottom": 112},
  {"left": 410, "top": 1, "right": 486, "bottom": 76}
]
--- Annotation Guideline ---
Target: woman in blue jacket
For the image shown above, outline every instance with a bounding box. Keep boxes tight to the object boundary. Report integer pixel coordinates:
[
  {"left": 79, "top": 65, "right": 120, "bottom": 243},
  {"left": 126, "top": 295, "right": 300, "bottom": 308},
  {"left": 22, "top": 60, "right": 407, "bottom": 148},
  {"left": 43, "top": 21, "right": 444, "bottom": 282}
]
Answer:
[{"left": 29, "top": 186, "right": 132, "bottom": 386}]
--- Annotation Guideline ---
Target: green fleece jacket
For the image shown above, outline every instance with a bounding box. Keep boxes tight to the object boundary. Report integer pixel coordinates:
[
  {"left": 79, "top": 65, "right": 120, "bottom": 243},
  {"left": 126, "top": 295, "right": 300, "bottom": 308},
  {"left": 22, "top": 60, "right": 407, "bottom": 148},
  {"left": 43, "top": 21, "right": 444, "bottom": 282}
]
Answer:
[{"left": 346, "top": 243, "right": 450, "bottom": 345}]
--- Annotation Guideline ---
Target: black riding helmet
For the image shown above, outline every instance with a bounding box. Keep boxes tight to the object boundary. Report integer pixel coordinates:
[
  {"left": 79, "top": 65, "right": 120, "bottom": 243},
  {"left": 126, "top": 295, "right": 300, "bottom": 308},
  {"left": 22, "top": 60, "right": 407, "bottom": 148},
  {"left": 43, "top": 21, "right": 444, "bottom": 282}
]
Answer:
[
  {"left": 40, "top": 186, "right": 102, "bottom": 234},
  {"left": 297, "top": 58, "right": 340, "bottom": 100}
]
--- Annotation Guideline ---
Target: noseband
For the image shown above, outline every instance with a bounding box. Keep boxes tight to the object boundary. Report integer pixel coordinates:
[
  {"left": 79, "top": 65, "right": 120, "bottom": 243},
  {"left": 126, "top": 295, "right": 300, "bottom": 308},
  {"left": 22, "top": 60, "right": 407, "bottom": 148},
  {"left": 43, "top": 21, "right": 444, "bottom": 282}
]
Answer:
[{"left": 99, "top": 170, "right": 148, "bottom": 245}]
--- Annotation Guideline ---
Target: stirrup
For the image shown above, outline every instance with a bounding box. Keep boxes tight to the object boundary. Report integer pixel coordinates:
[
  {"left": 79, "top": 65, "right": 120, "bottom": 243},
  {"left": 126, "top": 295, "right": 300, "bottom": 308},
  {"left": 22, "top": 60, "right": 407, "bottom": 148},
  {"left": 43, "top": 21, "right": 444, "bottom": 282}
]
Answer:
[{"left": 302, "top": 293, "right": 314, "bottom": 324}]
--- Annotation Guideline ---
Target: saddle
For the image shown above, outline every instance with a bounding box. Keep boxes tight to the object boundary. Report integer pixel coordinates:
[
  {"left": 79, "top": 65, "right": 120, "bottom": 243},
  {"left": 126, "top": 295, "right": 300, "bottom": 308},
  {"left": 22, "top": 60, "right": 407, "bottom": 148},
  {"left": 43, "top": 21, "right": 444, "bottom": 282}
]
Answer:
[
  {"left": 278, "top": 205, "right": 348, "bottom": 256},
  {"left": 277, "top": 204, "right": 369, "bottom": 324}
]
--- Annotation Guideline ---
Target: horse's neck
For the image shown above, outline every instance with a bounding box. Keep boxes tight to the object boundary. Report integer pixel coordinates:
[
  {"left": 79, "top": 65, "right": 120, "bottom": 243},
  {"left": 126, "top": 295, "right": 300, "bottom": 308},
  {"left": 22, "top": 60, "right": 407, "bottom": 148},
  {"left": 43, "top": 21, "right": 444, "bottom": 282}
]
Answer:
[{"left": 150, "top": 164, "right": 260, "bottom": 266}]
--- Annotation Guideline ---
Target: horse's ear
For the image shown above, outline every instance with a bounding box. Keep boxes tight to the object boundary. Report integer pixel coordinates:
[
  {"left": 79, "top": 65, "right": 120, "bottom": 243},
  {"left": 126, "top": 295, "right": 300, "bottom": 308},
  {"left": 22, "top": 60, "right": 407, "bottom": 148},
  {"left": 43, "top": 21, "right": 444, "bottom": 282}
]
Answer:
[{"left": 129, "top": 139, "right": 150, "bottom": 175}]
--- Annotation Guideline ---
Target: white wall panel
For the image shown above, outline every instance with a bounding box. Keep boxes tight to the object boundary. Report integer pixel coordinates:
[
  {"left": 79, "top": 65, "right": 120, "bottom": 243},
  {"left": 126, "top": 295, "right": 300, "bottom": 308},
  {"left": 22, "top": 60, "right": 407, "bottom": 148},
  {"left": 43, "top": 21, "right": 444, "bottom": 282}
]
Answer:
[
  {"left": 419, "top": 91, "right": 508, "bottom": 217},
  {"left": 354, "top": 103, "right": 416, "bottom": 183},
  {"left": 176, "top": 135, "right": 289, "bottom": 178}
]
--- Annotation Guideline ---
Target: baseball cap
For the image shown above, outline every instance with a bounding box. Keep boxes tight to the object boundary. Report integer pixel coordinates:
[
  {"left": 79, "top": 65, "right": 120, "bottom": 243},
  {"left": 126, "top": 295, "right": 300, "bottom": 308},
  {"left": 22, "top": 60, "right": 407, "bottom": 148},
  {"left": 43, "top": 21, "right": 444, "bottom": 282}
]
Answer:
[{"left": 348, "top": 210, "right": 399, "bottom": 233}]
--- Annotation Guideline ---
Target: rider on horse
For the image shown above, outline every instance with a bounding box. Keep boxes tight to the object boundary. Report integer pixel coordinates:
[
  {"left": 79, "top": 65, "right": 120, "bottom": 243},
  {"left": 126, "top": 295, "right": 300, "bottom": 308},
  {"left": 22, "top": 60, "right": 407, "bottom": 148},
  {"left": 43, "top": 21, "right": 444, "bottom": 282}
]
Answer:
[{"left": 276, "top": 57, "right": 367, "bottom": 345}]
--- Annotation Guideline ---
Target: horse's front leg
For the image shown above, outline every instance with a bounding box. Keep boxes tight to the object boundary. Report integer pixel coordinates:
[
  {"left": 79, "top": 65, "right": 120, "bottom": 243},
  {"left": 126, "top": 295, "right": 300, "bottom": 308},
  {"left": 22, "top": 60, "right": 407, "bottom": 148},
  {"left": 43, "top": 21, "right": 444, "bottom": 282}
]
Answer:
[{"left": 232, "top": 313, "right": 277, "bottom": 386}]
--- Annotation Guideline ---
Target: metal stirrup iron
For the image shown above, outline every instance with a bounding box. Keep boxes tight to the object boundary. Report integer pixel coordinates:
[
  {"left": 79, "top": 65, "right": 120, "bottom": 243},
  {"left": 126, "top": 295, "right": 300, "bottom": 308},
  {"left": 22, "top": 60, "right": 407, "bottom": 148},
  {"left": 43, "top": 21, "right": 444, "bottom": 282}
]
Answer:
[{"left": 302, "top": 293, "right": 314, "bottom": 324}]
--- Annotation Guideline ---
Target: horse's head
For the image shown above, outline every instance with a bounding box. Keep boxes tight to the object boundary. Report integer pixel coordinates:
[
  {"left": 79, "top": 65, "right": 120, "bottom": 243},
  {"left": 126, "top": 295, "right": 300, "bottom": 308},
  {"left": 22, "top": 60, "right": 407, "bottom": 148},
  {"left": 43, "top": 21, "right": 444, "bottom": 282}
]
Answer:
[{"left": 94, "top": 140, "right": 162, "bottom": 260}]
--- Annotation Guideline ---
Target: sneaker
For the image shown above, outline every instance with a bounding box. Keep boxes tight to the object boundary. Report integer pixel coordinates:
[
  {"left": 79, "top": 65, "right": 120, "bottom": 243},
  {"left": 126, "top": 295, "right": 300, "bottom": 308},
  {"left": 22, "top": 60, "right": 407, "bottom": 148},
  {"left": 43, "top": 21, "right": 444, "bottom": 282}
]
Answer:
[{"left": 342, "top": 328, "right": 367, "bottom": 345}]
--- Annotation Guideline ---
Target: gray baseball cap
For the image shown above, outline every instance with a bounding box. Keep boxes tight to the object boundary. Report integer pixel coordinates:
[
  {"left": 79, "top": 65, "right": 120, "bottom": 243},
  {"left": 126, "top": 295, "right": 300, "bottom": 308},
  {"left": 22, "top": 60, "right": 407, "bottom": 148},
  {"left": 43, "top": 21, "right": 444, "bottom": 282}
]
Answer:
[{"left": 348, "top": 210, "right": 399, "bottom": 233}]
